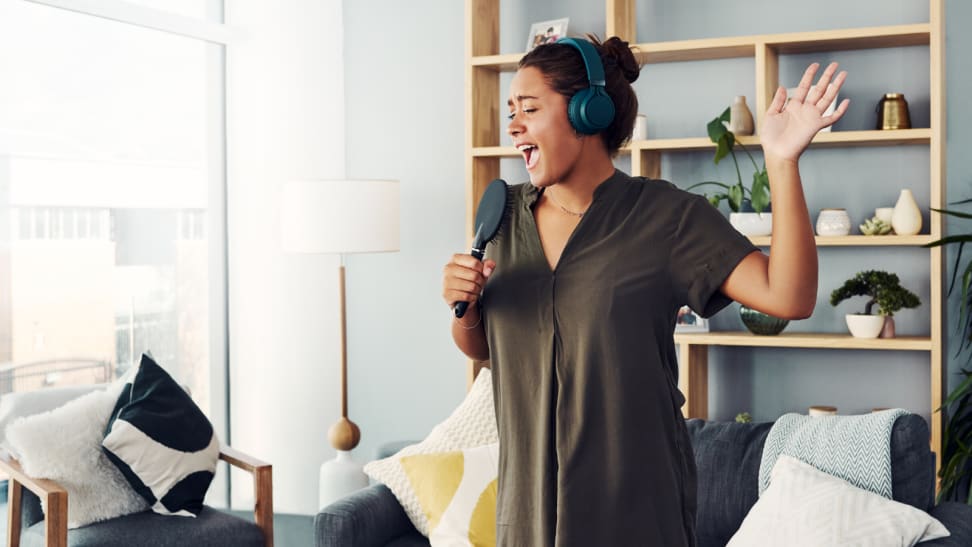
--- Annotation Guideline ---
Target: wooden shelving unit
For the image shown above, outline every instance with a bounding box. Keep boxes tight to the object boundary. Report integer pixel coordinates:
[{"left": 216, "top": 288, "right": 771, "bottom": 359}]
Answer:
[{"left": 465, "top": 0, "right": 945, "bottom": 472}]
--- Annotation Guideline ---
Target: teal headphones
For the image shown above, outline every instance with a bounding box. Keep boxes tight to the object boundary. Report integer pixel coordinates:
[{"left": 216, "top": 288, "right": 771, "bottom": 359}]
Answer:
[{"left": 556, "top": 37, "right": 616, "bottom": 135}]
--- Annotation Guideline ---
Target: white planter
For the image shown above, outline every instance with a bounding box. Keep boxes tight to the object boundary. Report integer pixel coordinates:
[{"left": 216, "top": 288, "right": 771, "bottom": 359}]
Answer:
[
  {"left": 845, "top": 314, "right": 885, "bottom": 339},
  {"left": 729, "top": 212, "right": 772, "bottom": 236}
]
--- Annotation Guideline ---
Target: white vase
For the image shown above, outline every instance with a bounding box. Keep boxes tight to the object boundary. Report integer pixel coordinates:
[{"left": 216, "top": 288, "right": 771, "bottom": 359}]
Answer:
[
  {"left": 729, "top": 212, "right": 772, "bottom": 236},
  {"left": 891, "top": 189, "right": 922, "bottom": 236},
  {"left": 727, "top": 95, "right": 754, "bottom": 136},
  {"left": 319, "top": 450, "right": 369, "bottom": 509},
  {"left": 845, "top": 314, "right": 885, "bottom": 338}
]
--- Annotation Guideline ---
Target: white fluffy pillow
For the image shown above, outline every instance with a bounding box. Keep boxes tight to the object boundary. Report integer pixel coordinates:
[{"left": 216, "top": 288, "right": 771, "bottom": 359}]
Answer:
[
  {"left": 364, "top": 368, "right": 498, "bottom": 536},
  {"left": 728, "top": 455, "right": 950, "bottom": 546},
  {"left": 0, "top": 384, "right": 105, "bottom": 459},
  {"left": 4, "top": 382, "right": 149, "bottom": 528}
]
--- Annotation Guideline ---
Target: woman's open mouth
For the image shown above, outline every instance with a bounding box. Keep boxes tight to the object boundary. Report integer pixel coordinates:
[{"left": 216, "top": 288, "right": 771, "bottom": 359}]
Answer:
[{"left": 518, "top": 144, "right": 539, "bottom": 170}]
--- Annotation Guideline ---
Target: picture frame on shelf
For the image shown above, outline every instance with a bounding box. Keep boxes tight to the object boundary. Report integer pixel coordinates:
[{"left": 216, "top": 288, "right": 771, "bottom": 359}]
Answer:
[
  {"left": 786, "top": 84, "right": 838, "bottom": 132},
  {"left": 675, "top": 305, "right": 709, "bottom": 333},
  {"left": 526, "top": 17, "right": 568, "bottom": 52}
]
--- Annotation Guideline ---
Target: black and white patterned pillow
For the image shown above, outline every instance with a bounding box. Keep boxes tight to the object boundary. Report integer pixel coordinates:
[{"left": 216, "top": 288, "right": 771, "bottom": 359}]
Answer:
[{"left": 102, "top": 353, "right": 220, "bottom": 517}]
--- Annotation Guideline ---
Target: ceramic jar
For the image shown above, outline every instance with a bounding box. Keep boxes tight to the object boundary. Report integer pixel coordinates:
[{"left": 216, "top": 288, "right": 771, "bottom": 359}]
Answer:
[
  {"left": 891, "top": 189, "right": 922, "bottom": 236},
  {"left": 815, "top": 208, "right": 851, "bottom": 236},
  {"left": 727, "top": 95, "right": 754, "bottom": 136},
  {"left": 875, "top": 207, "right": 894, "bottom": 224},
  {"left": 809, "top": 406, "right": 838, "bottom": 417}
]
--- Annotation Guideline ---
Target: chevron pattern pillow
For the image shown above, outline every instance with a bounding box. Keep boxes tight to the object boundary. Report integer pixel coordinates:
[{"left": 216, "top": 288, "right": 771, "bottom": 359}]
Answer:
[
  {"left": 102, "top": 354, "right": 220, "bottom": 517},
  {"left": 729, "top": 455, "right": 949, "bottom": 546}
]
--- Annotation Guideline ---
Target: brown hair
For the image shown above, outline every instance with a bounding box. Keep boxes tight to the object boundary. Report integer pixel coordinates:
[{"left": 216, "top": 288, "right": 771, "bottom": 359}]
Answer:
[{"left": 519, "top": 34, "right": 641, "bottom": 154}]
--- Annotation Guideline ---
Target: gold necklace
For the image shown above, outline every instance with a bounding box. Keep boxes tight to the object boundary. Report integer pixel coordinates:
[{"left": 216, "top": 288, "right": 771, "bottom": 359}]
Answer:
[{"left": 544, "top": 190, "right": 589, "bottom": 217}]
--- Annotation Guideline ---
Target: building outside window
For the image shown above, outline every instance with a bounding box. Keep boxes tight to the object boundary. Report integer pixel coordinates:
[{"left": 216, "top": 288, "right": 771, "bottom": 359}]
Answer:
[{"left": 0, "top": 0, "right": 227, "bottom": 420}]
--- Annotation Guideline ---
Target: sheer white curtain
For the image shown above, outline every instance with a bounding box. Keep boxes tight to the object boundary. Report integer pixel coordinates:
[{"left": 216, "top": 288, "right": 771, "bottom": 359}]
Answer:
[{"left": 225, "top": 0, "right": 347, "bottom": 514}]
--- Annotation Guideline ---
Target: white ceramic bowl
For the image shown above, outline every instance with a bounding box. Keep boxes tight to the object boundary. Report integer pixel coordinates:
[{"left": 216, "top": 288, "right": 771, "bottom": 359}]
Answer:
[
  {"left": 845, "top": 314, "right": 885, "bottom": 338},
  {"left": 729, "top": 212, "right": 772, "bottom": 237}
]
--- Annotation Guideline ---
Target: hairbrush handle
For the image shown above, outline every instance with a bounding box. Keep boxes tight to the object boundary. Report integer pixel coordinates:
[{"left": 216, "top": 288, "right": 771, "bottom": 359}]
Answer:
[{"left": 453, "top": 246, "right": 486, "bottom": 318}]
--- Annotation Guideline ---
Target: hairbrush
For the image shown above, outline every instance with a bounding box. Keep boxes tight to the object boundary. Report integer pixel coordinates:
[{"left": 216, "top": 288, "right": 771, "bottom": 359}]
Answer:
[{"left": 454, "top": 178, "right": 511, "bottom": 318}]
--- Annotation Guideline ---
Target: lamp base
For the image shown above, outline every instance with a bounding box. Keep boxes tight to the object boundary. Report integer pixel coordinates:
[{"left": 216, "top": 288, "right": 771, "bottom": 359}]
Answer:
[{"left": 319, "top": 450, "right": 369, "bottom": 509}]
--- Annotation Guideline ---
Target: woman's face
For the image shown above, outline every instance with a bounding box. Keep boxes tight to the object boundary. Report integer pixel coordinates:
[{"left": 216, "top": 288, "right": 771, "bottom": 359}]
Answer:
[{"left": 507, "top": 66, "right": 583, "bottom": 188}]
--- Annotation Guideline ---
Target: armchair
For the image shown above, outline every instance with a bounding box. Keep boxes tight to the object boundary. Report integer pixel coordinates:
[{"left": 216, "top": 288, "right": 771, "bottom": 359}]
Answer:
[{"left": 2, "top": 445, "right": 273, "bottom": 547}]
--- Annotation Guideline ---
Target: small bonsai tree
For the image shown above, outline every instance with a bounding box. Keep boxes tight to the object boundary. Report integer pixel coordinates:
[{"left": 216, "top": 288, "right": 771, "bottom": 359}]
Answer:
[
  {"left": 829, "top": 270, "right": 921, "bottom": 316},
  {"left": 686, "top": 107, "right": 770, "bottom": 213},
  {"left": 735, "top": 412, "right": 753, "bottom": 424}
]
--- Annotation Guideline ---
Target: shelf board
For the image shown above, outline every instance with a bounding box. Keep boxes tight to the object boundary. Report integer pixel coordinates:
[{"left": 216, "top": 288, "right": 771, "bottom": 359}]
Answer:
[
  {"left": 473, "top": 129, "right": 929, "bottom": 158},
  {"left": 674, "top": 331, "right": 932, "bottom": 350},
  {"left": 750, "top": 234, "right": 936, "bottom": 247},
  {"left": 469, "top": 24, "right": 930, "bottom": 71}
]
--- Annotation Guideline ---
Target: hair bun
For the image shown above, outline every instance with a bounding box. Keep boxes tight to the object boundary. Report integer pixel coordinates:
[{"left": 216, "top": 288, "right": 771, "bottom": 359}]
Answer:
[{"left": 600, "top": 36, "right": 640, "bottom": 84}]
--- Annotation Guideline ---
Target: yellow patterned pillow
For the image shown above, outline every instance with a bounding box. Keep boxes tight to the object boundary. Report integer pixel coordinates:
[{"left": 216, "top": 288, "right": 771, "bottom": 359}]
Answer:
[{"left": 400, "top": 443, "right": 498, "bottom": 547}]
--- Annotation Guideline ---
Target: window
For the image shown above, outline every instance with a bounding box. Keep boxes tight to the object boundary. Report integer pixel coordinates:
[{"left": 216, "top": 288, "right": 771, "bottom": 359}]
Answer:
[{"left": 0, "top": 0, "right": 226, "bottom": 419}]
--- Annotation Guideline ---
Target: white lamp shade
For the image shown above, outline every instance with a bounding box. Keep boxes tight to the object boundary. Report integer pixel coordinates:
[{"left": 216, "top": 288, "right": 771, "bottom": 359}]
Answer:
[{"left": 281, "top": 179, "right": 400, "bottom": 254}]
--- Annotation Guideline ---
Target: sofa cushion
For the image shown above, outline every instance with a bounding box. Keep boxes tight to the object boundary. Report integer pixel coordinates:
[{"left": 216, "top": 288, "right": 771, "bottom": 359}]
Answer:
[
  {"left": 687, "top": 414, "right": 935, "bottom": 547},
  {"left": 21, "top": 505, "right": 263, "bottom": 547},
  {"left": 889, "top": 413, "right": 936, "bottom": 512},
  {"left": 726, "top": 455, "right": 949, "bottom": 546},
  {"left": 686, "top": 418, "right": 772, "bottom": 547}
]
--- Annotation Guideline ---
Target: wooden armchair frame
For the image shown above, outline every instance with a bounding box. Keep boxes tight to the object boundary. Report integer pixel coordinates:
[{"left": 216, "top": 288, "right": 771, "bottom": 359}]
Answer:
[{"left": 1, "top": 447, "right": 274, "bottom": 547}]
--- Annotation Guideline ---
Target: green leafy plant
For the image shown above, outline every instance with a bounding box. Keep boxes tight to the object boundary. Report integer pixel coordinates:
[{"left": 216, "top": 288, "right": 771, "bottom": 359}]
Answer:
[
  {"left": 686, "top": 107, "right": 770, "bottom": 213},
  {"left": 925, "top": 198, "right": 972, "bottom": 503},
  {"left": 925, "top": 199, "right": 972, "bottom": 348},
  {"left": 859, "top": 216, "right": 893, "bottom": 235},
  {"left": 936, "top": 368, "right": 972, "bottom": 504},
  {"left": 735, "top": 412, "right": 753, "bottom": 424},
  {"left": 829, "top": 270, "right": 921, "bottom": 316}
]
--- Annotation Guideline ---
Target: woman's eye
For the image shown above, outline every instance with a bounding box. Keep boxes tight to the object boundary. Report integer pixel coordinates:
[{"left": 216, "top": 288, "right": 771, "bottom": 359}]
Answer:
[{"left": 508, "top": 108, "right": 536, "bottom": 120}]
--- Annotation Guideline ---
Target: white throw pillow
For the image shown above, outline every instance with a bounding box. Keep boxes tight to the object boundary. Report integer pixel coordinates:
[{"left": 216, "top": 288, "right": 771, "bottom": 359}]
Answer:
[
  {"left": 364, "top": 368, "right": 498, "bottom": 537},
  {"left": 401, "top": 443, "right": 498, "bottom": 547},
  {"left": 728, "top": 455, "right": 950, "bottom": 547},
  {"left": 4, "top": 382, "right": 149, "bottom": 528},
  {"left": 0, "top": 384, "right": 104, "bottom": 454}
]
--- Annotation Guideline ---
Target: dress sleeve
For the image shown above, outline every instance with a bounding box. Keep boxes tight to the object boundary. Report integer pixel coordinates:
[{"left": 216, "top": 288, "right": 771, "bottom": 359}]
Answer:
[{"left": 669, "top": 193, "right": 759, "bottom": 317}]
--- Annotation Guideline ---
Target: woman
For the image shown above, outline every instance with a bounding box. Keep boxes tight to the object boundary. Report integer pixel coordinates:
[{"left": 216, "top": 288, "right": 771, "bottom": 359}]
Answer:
[{"left": 442, "top": 35, "right": 847, "bottom": 546}]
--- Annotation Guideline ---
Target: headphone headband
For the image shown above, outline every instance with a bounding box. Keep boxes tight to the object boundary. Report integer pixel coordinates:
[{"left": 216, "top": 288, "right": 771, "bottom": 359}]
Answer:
[
  {"left": 553, "top": 37, "right": 615, "bottom": 135},
  {"left": 556, "top": 37, "right": 606, "bottom": 87}
]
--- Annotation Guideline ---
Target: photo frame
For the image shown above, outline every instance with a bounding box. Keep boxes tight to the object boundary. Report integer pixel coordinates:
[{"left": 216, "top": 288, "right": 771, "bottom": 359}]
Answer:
[
  {"left": 526, "top": 18, "right": 569, "bottom": 52},
  {"left": 786, "top": 83, "right": 838, "bottom": 132},
  {"left": 675, "top": 305, "right": 709, "bottom": 333}
]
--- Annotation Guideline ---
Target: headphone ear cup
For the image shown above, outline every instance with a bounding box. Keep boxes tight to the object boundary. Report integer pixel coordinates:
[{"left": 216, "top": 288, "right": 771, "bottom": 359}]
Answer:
[
  {"left": 567, "top": 87, "right": 615, "bottom": 135},
  {"left": 583, "top": 88, "right": 615, "bottom": 132},
  {"left": 567, "top": 89, "right": 594, "bottom": 134}
]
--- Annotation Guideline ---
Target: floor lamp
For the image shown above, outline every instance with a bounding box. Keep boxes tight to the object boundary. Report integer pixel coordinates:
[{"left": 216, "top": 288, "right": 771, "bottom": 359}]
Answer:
[{"left": 280, "top": 179, "right": 400, "bottom": 509}]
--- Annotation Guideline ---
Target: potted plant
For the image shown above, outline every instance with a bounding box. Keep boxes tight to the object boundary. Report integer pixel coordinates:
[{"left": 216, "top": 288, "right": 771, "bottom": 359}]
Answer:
[
  {"left": 829, "top": 270, "right": 920, "bottom": 339},
  {"left": 925, "top": 198, "right": 972, "bottom": 503},
  {"left": 686, "top": 107, "right": 771, "bottom": 236}
]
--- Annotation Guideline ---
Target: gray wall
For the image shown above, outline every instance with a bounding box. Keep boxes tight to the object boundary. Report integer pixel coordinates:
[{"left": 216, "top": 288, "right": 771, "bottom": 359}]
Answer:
[{"left": 342, "top": 0, "right": 972, "bottom": 463}]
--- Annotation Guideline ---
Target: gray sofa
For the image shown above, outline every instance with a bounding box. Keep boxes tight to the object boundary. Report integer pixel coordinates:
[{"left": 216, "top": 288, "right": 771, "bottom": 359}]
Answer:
[{"left": 315, "top": 415, "right": 972, "bottom": 546}]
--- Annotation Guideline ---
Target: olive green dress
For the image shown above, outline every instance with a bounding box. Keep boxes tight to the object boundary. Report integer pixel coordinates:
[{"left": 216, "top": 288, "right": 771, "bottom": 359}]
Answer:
[{"left": 481, "top": 170, "right": 757, "bottom": 546}]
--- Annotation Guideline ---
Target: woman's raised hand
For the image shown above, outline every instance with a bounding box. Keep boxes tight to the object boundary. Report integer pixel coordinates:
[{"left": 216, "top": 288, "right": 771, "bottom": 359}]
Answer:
[{"left": 760, "top": 62, "right": 850, "bottom": 162}]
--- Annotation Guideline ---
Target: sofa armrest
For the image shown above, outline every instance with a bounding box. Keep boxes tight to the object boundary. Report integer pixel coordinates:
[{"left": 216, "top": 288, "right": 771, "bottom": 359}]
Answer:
[
  {"left": 220, "top": 446, "right": 273, "bottom": 547},
  {"left": 0, "top": 456, "right": 67, "bottom": 547},
  {"left": 922, "top": 502, "right": 972, "bottom": 546},
  {"left": 315, "top": 483, "right": 421, "bottom": 547}
]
